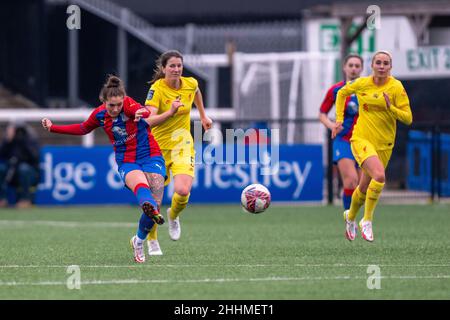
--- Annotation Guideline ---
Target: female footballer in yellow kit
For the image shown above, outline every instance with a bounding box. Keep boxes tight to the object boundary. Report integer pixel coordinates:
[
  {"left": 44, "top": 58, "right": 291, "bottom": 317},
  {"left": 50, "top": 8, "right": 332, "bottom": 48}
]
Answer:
[
  {"left": 332, "top": 51, "right": 412, "bottom": 242},
  {"left": 137, "top": 50, "right": 212, "bottom": 255}
]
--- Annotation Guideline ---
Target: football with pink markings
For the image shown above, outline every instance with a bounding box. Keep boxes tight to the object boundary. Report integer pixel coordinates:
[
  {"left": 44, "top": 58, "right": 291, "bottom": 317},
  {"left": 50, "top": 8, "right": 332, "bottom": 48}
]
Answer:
[{"left": 241, "top": 184, "right": 271, "bottom": 214}]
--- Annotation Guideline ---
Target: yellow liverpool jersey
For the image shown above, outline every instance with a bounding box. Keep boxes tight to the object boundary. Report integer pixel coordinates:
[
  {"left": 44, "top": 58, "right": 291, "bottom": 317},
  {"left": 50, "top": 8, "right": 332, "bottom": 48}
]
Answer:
[
  {"left": 145, "top": 77, "right": 198, "bottom": 150},
  {"left": 336, "top": 75, "right": 412, "bottom": 150}
]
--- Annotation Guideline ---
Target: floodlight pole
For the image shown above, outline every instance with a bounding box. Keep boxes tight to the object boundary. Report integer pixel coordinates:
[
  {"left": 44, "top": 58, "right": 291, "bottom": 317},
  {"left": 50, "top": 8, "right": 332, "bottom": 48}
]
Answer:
[
  {"left": 339, "top": 15, "right": 369, "bottom": 79},
  {"left": 68, "top": 28, "right": 79, "bottom": 108},
  {"left": 118, "top": 8, "right": 129, "bottom": 85}
]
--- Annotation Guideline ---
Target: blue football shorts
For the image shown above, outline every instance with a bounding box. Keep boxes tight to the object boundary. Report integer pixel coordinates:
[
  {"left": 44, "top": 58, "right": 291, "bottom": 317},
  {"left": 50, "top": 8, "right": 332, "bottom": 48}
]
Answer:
[
  {"left": 333, "top": 138, "right": 356, "bottom": 164},
  {"left": 117, "top": 156, "right": 166, "bottom": 183}
]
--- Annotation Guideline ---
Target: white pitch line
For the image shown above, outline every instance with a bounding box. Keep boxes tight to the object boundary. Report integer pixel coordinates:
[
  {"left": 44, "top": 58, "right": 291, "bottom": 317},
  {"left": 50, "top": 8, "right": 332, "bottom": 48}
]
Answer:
[
  {"left": 0, "top": 275, "right": 450, "bottom": 287},
  {"left": 295, "top": 264, "right": 450, "bottom": 267},
  {"left": 0, "top": 264, "right": 449, "bottom": 268},
  {"left": 0, "top": 220, "right": 135, "bottom": 228}
]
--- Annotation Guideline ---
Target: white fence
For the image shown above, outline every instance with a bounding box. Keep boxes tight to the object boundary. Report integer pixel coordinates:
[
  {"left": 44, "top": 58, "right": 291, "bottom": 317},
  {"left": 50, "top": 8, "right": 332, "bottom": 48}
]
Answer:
[{"left": 0, "top": 108, "right": 235, "bottom": 146}]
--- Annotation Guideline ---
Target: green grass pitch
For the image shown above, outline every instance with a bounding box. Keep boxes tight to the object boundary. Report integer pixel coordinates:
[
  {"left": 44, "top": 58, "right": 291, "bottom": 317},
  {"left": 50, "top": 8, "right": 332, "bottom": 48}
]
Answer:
[{"left": 0, "top": 204, "right": 449, "bottom": 299}]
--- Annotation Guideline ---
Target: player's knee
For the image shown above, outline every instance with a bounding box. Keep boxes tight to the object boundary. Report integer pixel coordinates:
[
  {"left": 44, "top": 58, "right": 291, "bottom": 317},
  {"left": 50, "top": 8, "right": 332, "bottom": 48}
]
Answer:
[
  {"left": 175, "top": 186, "right": 191, "bottom": 197},
  {"left": 372, "top": 170, "right": 385, "bottom": 183},
  {"left": 344, "top": 180, "right": 358, "bottom": 190},
  {"left": 345, "top": 179, "right": 358, "bottom": 190}
]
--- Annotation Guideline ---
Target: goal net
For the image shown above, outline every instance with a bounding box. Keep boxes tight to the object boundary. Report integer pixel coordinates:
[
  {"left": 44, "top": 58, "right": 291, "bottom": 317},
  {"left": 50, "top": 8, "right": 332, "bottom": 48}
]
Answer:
[{"left": 232, "top": 52, "right": 337, "bottom": 146}]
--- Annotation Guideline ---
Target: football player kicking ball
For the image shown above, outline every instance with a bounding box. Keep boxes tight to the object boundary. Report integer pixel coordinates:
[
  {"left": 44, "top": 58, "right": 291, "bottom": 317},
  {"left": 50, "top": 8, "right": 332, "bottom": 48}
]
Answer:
[
  {"left": 42, "top": 75, "right": 181, "bottom": 263},
  {"left": 332, "top": 51, "right": 412, "bottom": 242}
]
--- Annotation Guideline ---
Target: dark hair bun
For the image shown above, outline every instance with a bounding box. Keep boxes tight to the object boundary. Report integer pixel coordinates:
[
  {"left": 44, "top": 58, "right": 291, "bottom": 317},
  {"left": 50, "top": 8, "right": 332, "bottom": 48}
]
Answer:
[
  {"left": 106, "top": 75, "right": 121, "bottom": 88},
  {"left": 99, "top": 74, "right": 126, "bottom": 102}
]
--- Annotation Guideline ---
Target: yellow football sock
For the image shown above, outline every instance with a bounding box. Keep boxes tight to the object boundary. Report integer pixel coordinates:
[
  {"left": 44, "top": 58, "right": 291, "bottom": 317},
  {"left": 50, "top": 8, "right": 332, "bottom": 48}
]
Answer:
[
  {"left": 348, "top": 186, "right": 366, "bottom": 221},
  {"left": 147, "top": 224, "right": 158, "bottom": 241},
  {"left": 363, "top": 179, "right": 385, "bottom": 222},
  {"left": 170, "top": 192, "right": 190, "bottom": 219}
]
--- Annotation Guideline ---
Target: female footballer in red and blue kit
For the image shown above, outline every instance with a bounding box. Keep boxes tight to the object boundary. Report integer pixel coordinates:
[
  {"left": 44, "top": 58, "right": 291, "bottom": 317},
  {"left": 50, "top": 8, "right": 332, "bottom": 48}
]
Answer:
[
  {"left": 42, "top": 75, "right": 166, "bottom": 263},
  {"left": 319, "top": 54, "right": 363, "bottom": 210}
]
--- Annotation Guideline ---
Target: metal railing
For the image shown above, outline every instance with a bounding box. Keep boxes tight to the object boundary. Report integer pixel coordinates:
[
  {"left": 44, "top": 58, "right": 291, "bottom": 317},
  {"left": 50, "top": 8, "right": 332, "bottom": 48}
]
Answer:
[
  {"left": 50, "top": 0, "right": 209, "bottom": 80},
  {"left": 153, "top": 20, "right": 304, "bottom": 54}
]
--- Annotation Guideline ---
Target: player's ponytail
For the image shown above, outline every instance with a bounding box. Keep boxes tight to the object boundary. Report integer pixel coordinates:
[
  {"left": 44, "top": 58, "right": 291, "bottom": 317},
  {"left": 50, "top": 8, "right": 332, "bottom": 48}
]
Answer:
[
  {"left": 149, "top": 50, "right": 184, "bottom": 84},
  {"left": 99, "top": 75, "right": 126, "bottom": 102}
]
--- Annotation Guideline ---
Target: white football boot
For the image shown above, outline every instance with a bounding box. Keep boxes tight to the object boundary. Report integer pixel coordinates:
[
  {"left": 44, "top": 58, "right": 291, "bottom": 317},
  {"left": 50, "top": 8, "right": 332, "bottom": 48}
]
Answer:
[
  {"left": 130, "top": 235, "right": 145, "bottom": 263},
  {"left": 147, "top": 239, "right": 163, "bottom": 256},
  {"left": 343, "top": 210, "right": 357, "bottom": 241},
  {"left": 359, "top": 219, "right": 374, "bottom": 242},
  {"left": 167, "top": 208, "right": 181, "bottom": 241}
]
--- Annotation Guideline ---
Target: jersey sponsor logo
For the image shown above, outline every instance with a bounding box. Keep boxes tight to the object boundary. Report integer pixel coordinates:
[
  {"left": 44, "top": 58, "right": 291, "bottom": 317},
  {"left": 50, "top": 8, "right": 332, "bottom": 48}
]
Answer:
[
  {"left": 147, "top": 90, "right": 155, "bottom": 100},
  {"left": 112, "top": 126, "right": 128, "bottom": 138},
  {"left": 363, "top": 103, "right": 369, "bottom": 112}
]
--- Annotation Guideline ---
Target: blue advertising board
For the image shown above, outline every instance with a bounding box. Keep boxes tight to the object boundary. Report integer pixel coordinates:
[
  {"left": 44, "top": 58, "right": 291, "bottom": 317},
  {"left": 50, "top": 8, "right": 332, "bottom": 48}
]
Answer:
[
  {"left": 36, "top": 146, "right": 135, "bottom": 205},
  {"left": 35, "top": 144, "right": 323, "bottom": 205},
  {"left": 407, "top": 130, "right": 450, "bottom": 196}
]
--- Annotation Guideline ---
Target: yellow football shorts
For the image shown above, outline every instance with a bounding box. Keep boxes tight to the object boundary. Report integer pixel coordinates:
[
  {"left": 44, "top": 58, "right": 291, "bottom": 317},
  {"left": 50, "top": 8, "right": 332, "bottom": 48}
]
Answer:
[
  {"left": 350, "top": 138, "right": 392, "bottom": 169},
  {"left": 162, "top": 147, "right": 195, "bottom": 186}
]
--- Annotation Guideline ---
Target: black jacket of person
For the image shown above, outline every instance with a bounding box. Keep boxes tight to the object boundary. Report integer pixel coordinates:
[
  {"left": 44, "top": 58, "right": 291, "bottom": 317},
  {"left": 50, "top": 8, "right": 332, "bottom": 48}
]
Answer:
[{"left": 0, "top": 125, "right": 40, "bottom": 184}]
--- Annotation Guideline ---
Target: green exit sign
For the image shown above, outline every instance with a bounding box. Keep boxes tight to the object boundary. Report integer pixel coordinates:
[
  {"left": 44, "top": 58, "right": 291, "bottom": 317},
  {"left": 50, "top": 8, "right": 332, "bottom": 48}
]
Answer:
[{"left": 320, "top": 23, "right": 375, "bottom": 54}]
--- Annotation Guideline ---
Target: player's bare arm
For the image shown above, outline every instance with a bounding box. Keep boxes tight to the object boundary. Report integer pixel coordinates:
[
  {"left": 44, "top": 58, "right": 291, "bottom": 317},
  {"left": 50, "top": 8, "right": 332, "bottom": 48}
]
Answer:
[
  {"left": 331, "top": 122, "right": 343, "bottom": 139},
  {"left": 319, "top": 113, "right": 336, "bottom": 131},
  {"left": 142, "top": 98, "right": 183, "bottom": 127},
  {"left": 194, "top": 89, "right": 213, "bottom": 131}
]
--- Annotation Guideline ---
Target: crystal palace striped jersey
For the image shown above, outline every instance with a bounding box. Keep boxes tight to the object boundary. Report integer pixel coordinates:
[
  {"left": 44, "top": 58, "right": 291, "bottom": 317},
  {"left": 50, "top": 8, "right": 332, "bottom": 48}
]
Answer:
[
  {"left": 50, "top": 96, "right": 161, "bottom": 164},
  {"left": 320, "top": 80, "right": 359, "bottom": 141}
]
